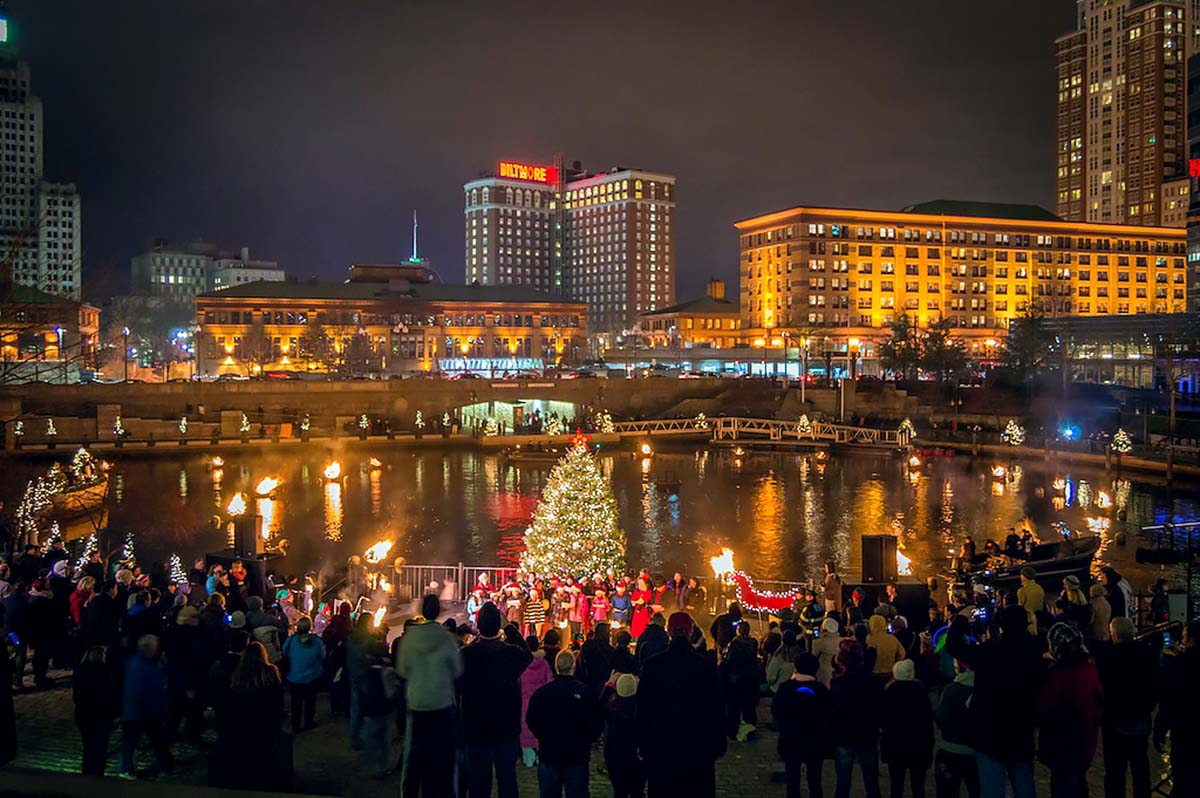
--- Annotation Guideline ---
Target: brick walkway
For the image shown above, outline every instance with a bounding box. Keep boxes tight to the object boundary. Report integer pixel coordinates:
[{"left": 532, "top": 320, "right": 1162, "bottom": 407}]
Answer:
[{"left": 6, "top": 667, "right": 1154, "bottom": 796}]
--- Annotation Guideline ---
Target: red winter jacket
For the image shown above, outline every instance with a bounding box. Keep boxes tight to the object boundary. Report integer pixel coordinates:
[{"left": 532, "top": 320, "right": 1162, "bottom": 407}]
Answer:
[{"left": 1037, "top": 657, "right": 1104, "bottom": 769}]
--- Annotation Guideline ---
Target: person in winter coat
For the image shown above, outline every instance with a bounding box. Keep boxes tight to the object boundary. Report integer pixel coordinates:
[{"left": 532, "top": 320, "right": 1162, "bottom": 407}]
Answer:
[
  {"left": 519, "top": 635, "right": 554, "bottom": 768},
  {"left": 1100, "top": 566, "right": 1133, "bottom": 620},
  {"left": 345, "top": 613, "right": 377, "bottom": 750},
  {"left": 812, "top": 616, "right": 842, "bottom": 687},
  {"left": 69, "top": 577, "right": 95, "bottom": 630},
  {"left": 629, "top": 578, "right": 653, "bottom": 639},
  {"left": 948, "top": 604, "right": 1044, "bottom": 798},
  {"left": 881, "top": 659, "right": 933, "bottom": 798},
  {"left": 281, "top": 615, "right": 326, "bottom": 733},
  {"left": 637, "top": 613, "right": 726, "bottom": 797},
  {"left": 1016, "top": 568, "right": 1045, "bottom": 632},
  {"left": 526, "top": 650, "right": 605, "bottom": 797},
  {"left": 73, "top": 645, "right": 117, "bottom": 775},
  {"left": 212, "top": 641, "right": 287, "bottom": 791},
  {"left": 610, "top": 629, "right": 638, "bottom": 676},
  {"left": 576, "top": 621, "right": 614, "bottom": 695},
  {"left": 119, "top": 634, "right": 175, "bottom": 777},
  {"left": 1087, "top": 584, "right": 1112, "bottom": 646},
  {"left": 81, "top": 579, "right": 119, "bottom": 650},
  {"left": 1099, "top": 617, "right": 1158, "bottom": 798},
  {"left": 1057, "top": 576, "right": 1092, "bottom": 632},
  {"left": 772, "top": 652, "right": 831, "bottom": 798},
  {"left": 459, "top": 601, "right": 532, "bottom": 798},
  {"left": 866, "top": 615, "right": 905, "bottom": 679},
  {"left": 394, "top": 594, "right": 463, "bottom": 798},
  {"left": 322, "top": 601, "right": 353, "bottom": 716},
  {"left": 25, "top": 579, "right": 58, "bottom": 688},
  {"left": 720, "top": 620, "right": 761, "bottom": 742},
  {"left": 163, "top": 605, "right": 208, "bottom": 745},
  {"left": 635, "top": 614, "right": 669, "bottom": 666},
  {"left": 610, "top": 584, "right": 632, "bottom": 628},
  {"left": 1037, "top": 622, "right": 1103, "bottom": 798},
  {"left": 1155, "top": 618, "right": 1200, "bottom": 797},
  {"left": 601, "top": 672, "right": 643, "bottom": 798},
  {"left": 830, "top": 640, "right": 883, "bottom": 798},
  {"left": 934, "top": 659, "right": 979, "bottom": 798}
]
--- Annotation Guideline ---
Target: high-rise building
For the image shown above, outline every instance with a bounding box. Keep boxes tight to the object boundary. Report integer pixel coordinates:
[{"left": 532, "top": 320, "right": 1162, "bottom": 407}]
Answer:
[
  {"left": 735, "top": 200, "right": 1187, "bottom": 375},
  {"left": 464, "top": 159, "right": 676, "bottom": 338},
  {"left": 1055, "top": 0, "right": 1200, "bottom": 227},
  {"left": 0, "top": 6, "right": 82, "bottom": 299}
]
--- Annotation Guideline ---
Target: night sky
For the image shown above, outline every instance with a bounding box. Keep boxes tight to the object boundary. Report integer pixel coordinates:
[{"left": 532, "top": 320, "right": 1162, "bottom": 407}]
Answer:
[{"left": 14, "top": 0, "right": 1076, "bottom": 303}]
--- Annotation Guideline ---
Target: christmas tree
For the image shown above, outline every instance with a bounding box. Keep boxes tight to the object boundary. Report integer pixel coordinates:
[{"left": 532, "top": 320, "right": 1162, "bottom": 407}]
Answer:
[
  {"left": 1002, "top": 419, "right": 1026, "bottom": 446},
  {"left": 1112, "top": 428, "right": 1132, "bottom": 455},
  {"left": 521, "top": 434, "right": 625, "bottom": 579},
  {"left": 169, "top": 554, "right": 187, "bottom": 584}
]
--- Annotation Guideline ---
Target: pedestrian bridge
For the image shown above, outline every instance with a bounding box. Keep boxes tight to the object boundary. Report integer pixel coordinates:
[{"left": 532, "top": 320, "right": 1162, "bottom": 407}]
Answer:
[{"left": 608, "top": 416, "right": 912, "bottom": 448}]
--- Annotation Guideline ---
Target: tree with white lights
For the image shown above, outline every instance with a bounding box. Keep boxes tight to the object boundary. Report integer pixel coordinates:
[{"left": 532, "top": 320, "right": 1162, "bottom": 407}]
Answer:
[
  {"left": 484, "top": 417, "right": 499, "bottom": 436},
  {"left": 522, "top": 435, "right": 625, "bottom": 579},
  {"left": 1002, "top": 419, "right": 1026, "bottom": 447},
  {"left": 1112, "top": 428, "right": 1132, "bottom": 455},
  {"left": 797, "top": 414, "right": 811, "bottom": 437}
]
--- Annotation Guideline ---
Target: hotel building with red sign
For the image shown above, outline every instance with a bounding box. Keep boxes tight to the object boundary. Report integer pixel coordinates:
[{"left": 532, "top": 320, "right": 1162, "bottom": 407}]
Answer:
[{"left": 464, "top": 159, "right": 676, "bottom": 341}]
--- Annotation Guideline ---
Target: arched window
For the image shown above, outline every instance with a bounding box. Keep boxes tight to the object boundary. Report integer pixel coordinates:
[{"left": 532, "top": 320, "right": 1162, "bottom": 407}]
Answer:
[
  {"left": 482, "top": 187, "right": 490, "bottom": 203},
  {"left": 524, "top": 189, "right": 532, "bottom": 206},
  {"left": 505, "top": 187, "right": 514, "bottom": 204},
  {"left": 470, "top": 189, "right": 477, "bottom": 205},
  {"left": 533, "top": 192, "right": 541, "bottom": 208}
]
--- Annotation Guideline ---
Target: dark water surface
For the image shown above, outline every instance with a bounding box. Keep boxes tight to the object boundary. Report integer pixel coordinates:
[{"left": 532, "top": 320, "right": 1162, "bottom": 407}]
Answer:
[{"left": 4, "top": 446, "right": 1194, "bottom": 592}]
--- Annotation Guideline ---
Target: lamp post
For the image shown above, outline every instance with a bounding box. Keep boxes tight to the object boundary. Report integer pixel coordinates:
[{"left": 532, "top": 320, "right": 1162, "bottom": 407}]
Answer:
[
  {"left": 800, "top": 337, "right": 810, "bottom": 406},
  {"left": 848, "top": 338, "right": 861, "bottom": 381},
  {"left": 122, "top": 326, "right": 130, "bottom": 382},
  {"left": 54, "top": 326, "right": 65, "bottom": 384}
]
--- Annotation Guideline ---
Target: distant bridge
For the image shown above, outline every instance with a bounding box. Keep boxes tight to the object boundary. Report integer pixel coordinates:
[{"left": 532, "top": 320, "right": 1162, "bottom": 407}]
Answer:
[{"left": 609, "top": 416, "right": 911, "bottom": 448}]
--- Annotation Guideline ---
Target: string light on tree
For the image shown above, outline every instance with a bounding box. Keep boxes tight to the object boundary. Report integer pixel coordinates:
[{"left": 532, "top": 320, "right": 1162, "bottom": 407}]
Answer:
[
  {"left": 13, "top": 421, "right": 22, "bottom": 438},
  {"left": 544, "top": 416, "right": 562, "bottom": 436},
  {"left": 596, "top": 411, "right": 615, "bottom": 434},
  {"left": 179, "top": 416, "right": 188, "bottom": 435},
  {"left": 240, "top": 413, "right": 251, "bottom": 434},
  {"left": 121, "top": 530, "right": 136, "bottom": 567},
  {"left": 75, "top": 533, "right": 97, "bottom": 570},
  {"left": 358, "top": 414, "right": 369, "bottom": 430},
  {"left": 70, "top": 447, "right": 98, "bottom": 482},
  {"left": 796, "top": 414, "right": 812, "bottom": 437},
  {"left": 1002, "top": 419, "right": 1026, "bottom": 447},
  {"left": 113, "top": 416, "right": 125, "bottom": 437},
  {"left": 484, "top": 417, "right": 499, "bottom": 437},
  {"left": 46, "top": 418, "right": 56, "bottom": 438},
  {"left": 414, "top": 410, "right": 425, "bottom": 429},
  {"left": 521, "top": 432, "right": 626, "bottom": 579},
  {"left": 40, "top": 522, "right": 62, "bottom": 555},
  {"left": 898, "top": 418, "right": 916, "bottom": 439},
  {"left": 694, "top": 413, "right": 709, "bottom": 430},
  {"left": 300, "top": 414, "right": 311, "bottom": 432},
  {"left": 442, "top": 412, "right": 450, "bottom": 428},
  {"left": 1112, "top": 428, "right": 1132, "bottom": 455}
]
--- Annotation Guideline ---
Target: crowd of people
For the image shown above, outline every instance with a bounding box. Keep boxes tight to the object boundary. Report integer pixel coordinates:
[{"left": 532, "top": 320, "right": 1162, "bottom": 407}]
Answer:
[{"left": 0, "top": 541, "right": 1195, "bottom": 798}]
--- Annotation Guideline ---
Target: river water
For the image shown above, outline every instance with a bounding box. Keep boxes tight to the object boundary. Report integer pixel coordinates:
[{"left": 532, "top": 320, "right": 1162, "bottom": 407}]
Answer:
[{"left": 4, "top": 445, "right": 1194, "bottom": 593}]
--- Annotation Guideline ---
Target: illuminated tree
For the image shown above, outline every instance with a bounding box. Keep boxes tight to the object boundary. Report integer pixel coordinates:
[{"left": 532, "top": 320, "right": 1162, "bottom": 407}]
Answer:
[
  {"left": 1002, "top": 419, "right": 1026, "bottom": 446},
  {"left": 1112, "top": 428, "right": 1132, "bottom": 455},
  {"left": 484, "top": 417, "right": 499, "bottom": 436},
  {"left": 797, "top": 414, "right": 812, "bottom": 437},
  {"left": 168, "top": 553, "right": 187, "bottom": 584},
  {"left": 522, "top": 437, "right": 625, "bottom": 578}
]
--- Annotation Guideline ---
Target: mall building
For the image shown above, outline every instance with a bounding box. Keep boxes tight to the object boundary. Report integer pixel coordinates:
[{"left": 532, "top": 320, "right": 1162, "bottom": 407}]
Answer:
[
  {"left": 193, "top": 263, "right": 587, "bottom": 377},
  {"left": 735, "top": 200, "right": 1188, "bottom": 377},
  {"left": 464, "top": 158, "right": 675, "bottom": 343}
]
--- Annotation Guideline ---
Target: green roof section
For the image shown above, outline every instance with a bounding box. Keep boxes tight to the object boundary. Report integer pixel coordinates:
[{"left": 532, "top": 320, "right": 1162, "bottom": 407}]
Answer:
[
  {"left": 197, "top": 280, "right": 582, "bottom": 306},
  {"left": 642, "top": 295, "right": 739, "bottom": 317},
  {"left": 3, "top": 283, "right": 74, "bottom": 305},
  {"left": 900, "top": 199, "right": 1063, "bottom": 222}
]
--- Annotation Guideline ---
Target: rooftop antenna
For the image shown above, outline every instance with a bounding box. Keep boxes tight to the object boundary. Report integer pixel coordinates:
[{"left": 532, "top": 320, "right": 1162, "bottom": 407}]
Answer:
[{"left": 411, "top": 210, "right": 419, "bottom": 262}]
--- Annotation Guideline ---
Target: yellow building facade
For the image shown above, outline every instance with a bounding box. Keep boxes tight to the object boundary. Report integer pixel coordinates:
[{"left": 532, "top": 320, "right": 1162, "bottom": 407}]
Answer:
[{"left": 736, "top": 200, "right": 1187, "bottom": 368}]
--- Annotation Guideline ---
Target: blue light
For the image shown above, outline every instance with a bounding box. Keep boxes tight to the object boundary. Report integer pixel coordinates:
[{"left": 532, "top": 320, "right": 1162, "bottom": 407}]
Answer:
[{"left": 1060, "top": 425, "right": 1080, "bottom": 441}]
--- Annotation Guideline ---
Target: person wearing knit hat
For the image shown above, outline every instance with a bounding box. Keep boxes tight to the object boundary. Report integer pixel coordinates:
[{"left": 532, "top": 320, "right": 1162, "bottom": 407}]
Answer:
[
  {"left": 525, "top": 647, "right": 604, "bottom": 797},
  {"left": 1017, "top": 567, "right": 1045, "bottom": 632},
  {"left": 812, "top": 616, "right": 842, "bottom": 688},
  {"left": 228, "top": 610, "right": 247, "bottom": 629},
  {"left": 1038, "top": 622, "right": 1103, "bottom": 794},
  {"left": 881, "top": 655, "right": 933, "bottom": 797},
  {"left": 1088, "top": 582, "right": 1112, "bottom": 645},
  {"left": 459, "top": 599, "right": 533, "bottom": 798}
]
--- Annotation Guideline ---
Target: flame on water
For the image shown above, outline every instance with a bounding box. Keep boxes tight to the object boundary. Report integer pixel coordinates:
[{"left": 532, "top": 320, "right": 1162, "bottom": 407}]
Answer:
[
  {"left": 1052, "top": 478, "right": 1066, "bottom": 492},
  {"left": 211, "top": 456, "right": 224, "bottom": 468},
  {"left": 368, "top": 457, "right": 382, "bottom": 469},
  {"left": 364, "top": 539, "right": 394, "bottom": 564},
  {"left": 1096, "top": 491, "right": 1112, "bottom": 509},
  {"left": 372, "top": 606, "right": 386, "bottom": 628},
  {"left": 908, "top": 455, "right": 921, "bottom": 467},
  {"left": 255, "top": 476, "right": 280, "bottom": 495},
  {"left": 212, "top": 468, "right": 224, "bottom": 484},
  {"left": 1086, "top": 516, "right": 1111, "bottom": 534},
  {"left": 227, "top": 492, "right": 247, "bottom": 516},
  {"left": 323, "top": 461, "right": 342, "bottom": 480},
  {"left": 896, "top": 547, "right": 913, "bottom": 576},
  {"left": 379, "top": 576, "right": 392, "bottom": 593},
  {"left": 710, "top": 547, "right": 735, "bottom": 577},
  {"left": 640, "top": 443, "right": 653, "bottom": 456},
  {"left": 991, "top": 465, "right": 1007, "bottom": 478}
]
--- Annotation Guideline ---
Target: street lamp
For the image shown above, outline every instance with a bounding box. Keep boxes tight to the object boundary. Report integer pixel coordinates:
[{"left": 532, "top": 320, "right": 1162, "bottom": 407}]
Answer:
[
  {"left": 54, "top": 327, "right": 65, "bottom": 383},
  {"left": 122, "top": 326, "right": 130, "bottom": 382},
  {"left": 848, "top": 338, "right": 861, "bottom": 381},
  {"left": 800, "top": 337, "right": 810, "bottom": 406}
]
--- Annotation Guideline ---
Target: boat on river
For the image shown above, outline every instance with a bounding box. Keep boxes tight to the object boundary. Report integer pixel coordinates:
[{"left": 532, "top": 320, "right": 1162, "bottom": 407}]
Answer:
[{"left": 958, "top": 533, "right": 1101, "bottom": 591}]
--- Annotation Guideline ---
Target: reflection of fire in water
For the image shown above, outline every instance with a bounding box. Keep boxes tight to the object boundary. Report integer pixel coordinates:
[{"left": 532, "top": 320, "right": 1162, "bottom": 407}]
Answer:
[
  {"left": 991, "top": 465, "right": 1007, "bottom": 479},
  {"left": 364, "top": 539, "right": 394, "bottom": 563},
  {"left": 368, "top": 457, "right": 382, "bottom": 469},
  {"left": 896, "top": 546, "right": 913, "bottom": 576},
  {"left": 369, "top": 469, "right": 381, "bottom": 517},
  {"left": 212, "top": 468, "right": 223, "bottom": 485},
  {"left": 210, "top": 456, "right": 224, "bottom": 468},
  {"left": 710, "top": 547, "right": 735, "bottom": 577},
  {"left": 1086, "top": 516, "right": 1111, "bottom": 534},
  {"left": 227, "top": 492, "right": 246, "bottom": 516},
  {"left": 372, "top": 606, "right": 386, "bottom": 627},
  {"left": 323, "top": 462, "right": 342, "bottom": 481},
  {"left": 258, "top": 497, "right": 278, "bottom": 539},
  {"left": 255, "top": 476, "right": 280, "bottom": 496},
  {"left": 324, "top": 482, "right": 343, "bottom": 541},
  {"left": 1096, "top": 491, "right": 1112, "bottom": 509}
]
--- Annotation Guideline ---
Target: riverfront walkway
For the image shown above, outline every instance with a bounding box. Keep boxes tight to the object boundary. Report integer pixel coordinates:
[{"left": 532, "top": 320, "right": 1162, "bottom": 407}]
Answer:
[{"left": 6, "top": 664, "right": 1119, "bottom": 798}]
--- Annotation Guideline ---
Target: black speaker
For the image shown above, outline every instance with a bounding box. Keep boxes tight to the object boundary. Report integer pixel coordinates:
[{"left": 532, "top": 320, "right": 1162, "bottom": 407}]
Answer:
[
  {"left": 861, "top": 535, "right": 898, "bottom": 584},
  {"left": 233, "top": 514, "right": 266, "bottom": 558}
]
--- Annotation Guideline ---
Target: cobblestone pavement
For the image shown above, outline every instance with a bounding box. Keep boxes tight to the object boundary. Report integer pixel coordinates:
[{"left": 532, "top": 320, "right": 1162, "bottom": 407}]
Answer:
[{"left": 7, "top": 667, "right": 1154, "bottom": 796}]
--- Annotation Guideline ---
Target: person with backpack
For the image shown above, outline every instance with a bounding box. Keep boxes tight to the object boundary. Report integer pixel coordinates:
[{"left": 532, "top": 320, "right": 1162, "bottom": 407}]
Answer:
[
  {"left": 281, "top": 616, "right": 326, "bottom": 733},
  {"left": 526, "top": 650, "right": 605, "bottom": 797}
]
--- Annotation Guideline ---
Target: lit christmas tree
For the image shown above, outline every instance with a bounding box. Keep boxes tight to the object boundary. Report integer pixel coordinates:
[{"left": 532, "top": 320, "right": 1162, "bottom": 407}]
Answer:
[
  {"left": 240, "top": 413, "right": 251, "bottom": 433},
  {"left": 168, "top": 553, "right": 187, "bottom": 584},
  {"left": 1002, "top": 419, "right": 1026, "bottom": 446},
  {"left": 484, "top": 417, "right": 499, "bottom": 436},
  {"left": 13, "top": 421, "right": 23, "bottom": 438},
  {"left": 46, "top": 418, "right": 56, "bottom": 437},
  {"left": 414, "top": 410, "right": 425, "bottom": 429},
  {"left": 797, "top": 414, "right": 812, "bottom": 437},
  {"left": 179, "top": 416, "right": 188, "bottom": 434},
  {"left": 75, "top": 533, "right": 97, "bottom": 570},
  {"left": 300, "top": 413, "right": 311, "bottom": 432},
  {"left": 71, "top": 447, "right": 97, "bottom": 481},
  {"left": 596, "top": 411, "right": 615, "bottom": 434},
  {"left": 45, "top": 463, "right": 68, "bottom": 493},
  {"left": 521, "top": 434, "right": 626, "bottom": 579},
  {"left": 41, "top": 522, "right": 62, "bottom": 555},
  {"left": 694, "top": 412, "right": 709, "bottom": 430},
  {"left": 544, "top": 416, "right": 562, "bottom": 436},
  {"left": 358, "top": 414, "right": 369, "bottom": 430},
  {"left": 113, "top": 416, "right": 125, "bottom": 437},
  {"left": 121, "top": 530, "right": 136, "bottom": 567},
  {"left": 1112, "top": 428, "right": 1133, "bottom": 455},
  {"left": 898, "top": 418, "right": 916, "bottom": 438}
]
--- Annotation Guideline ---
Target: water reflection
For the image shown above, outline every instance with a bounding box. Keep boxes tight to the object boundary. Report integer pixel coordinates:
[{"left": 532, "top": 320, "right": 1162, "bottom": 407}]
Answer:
[{"left": 324, "top": 482, "right": 343, "bottom": 542}]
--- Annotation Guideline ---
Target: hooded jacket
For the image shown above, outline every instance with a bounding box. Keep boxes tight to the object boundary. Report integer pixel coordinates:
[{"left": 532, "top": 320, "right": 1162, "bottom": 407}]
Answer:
[
  {"left": 460, "top": 635, "right": 533, "bottom": 743},
  {"left": 866, "top": 615, "right": 905, "bottom": 675},
  {"left": 519, "top": 655, "right": 553, "bottom": 748},
  {"left": 395, "top": 620, "right": 463, "bottom": 712},
  {"left": 935, "top": 670, "right": 975, "bottom": 755}
]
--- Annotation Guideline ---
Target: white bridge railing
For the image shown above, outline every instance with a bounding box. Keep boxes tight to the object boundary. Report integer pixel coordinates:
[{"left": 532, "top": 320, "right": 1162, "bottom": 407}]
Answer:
[{"left": 712, "top": 417, "right": 910, "bottom": 447}]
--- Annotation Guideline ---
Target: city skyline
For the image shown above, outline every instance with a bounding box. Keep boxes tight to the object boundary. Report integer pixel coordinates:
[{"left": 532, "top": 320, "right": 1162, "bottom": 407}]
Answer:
[{"left": 12, "top": 0, "right": 1075, "bottom": 303}]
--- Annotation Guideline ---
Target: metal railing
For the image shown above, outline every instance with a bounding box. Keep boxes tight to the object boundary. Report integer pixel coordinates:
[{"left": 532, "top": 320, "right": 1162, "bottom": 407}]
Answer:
[
  {"left": 712, "top": 417, "right": 909, "bottom": 447},
  {"left": 611, "top": 418, "right": 707, "bottom": 435},
  {"left": 391, "top": 562, "right": 518, "bottom": 602}
]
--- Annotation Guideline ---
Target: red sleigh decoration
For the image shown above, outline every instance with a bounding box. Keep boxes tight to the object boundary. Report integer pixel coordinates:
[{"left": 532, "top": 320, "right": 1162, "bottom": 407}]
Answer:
[{"left": 729, "top": 572, "right": 802, "bottom": 613}]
